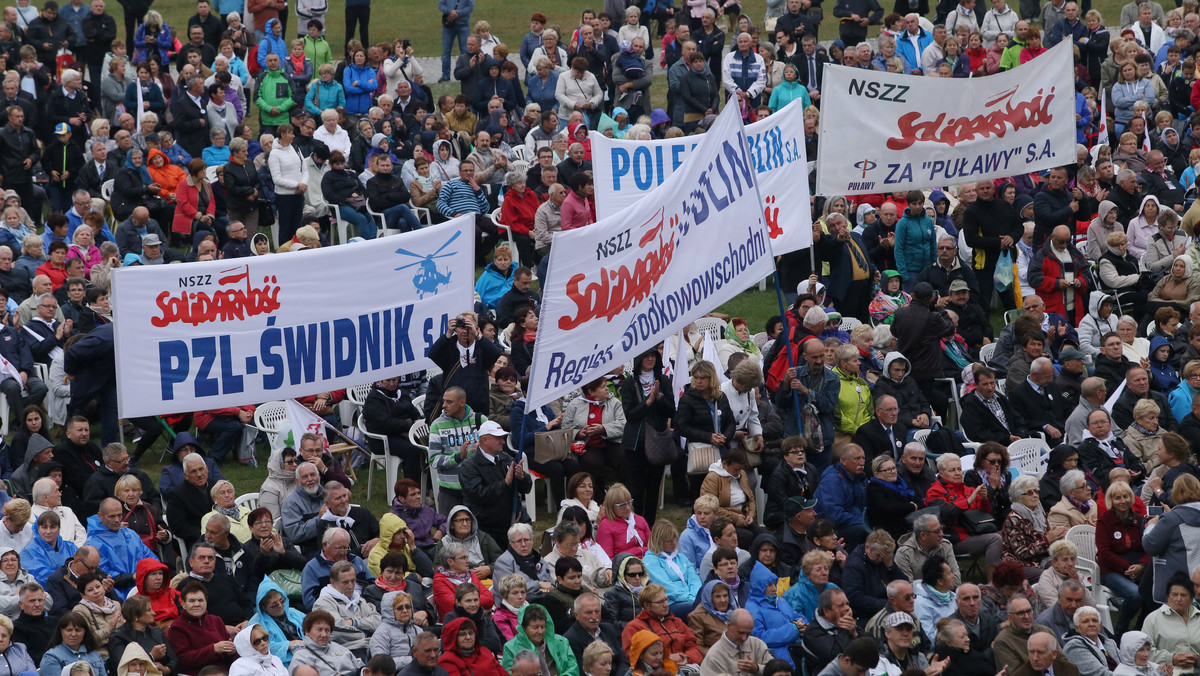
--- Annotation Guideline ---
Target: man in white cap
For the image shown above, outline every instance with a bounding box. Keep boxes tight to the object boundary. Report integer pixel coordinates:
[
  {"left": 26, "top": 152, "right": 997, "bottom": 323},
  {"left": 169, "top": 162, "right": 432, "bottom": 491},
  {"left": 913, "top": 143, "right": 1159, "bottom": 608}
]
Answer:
[
  {"left": 879, "top": 611, "right": 950, "bottom": 674},
  {"left": 458, "top": 420, "right": 532, "bottom": 548}
]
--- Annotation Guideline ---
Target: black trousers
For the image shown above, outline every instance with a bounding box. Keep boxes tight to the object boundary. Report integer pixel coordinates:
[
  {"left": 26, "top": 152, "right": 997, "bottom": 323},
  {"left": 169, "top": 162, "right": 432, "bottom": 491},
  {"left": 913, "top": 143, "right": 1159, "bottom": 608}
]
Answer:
[
  {"left": 627, "top": 444, "right": 667, "bottom": 526},
  {"left": 276, "top": 193, "right": 304, "bottom": 243},
  {"left": 123, "top": 11, "right": 146, "bottom": 49},
  {"left": 345, "top": 5, "right": 370, "bottom": 52}
]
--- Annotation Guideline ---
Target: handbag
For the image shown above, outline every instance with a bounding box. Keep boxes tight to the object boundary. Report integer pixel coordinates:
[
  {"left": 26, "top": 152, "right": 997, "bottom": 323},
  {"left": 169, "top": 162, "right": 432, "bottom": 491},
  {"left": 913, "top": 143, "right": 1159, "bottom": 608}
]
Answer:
[
  {"left": 740, "top": 435, "right": 762, "bottom": 467},
  {"left": 994, "top": 250, "right": 1014, "bottom": 292},
  {"left": 643, "top": 422, "right": 680, "bottom": 466},
  {"left": 962, "top": 509, "right": 998, "bottom": 534},
  {"left": 687, "top": 442, "right": 720, "bottom": 474},
  {"left": 534, "top": 428, "right": 575, "bottom": 464}
]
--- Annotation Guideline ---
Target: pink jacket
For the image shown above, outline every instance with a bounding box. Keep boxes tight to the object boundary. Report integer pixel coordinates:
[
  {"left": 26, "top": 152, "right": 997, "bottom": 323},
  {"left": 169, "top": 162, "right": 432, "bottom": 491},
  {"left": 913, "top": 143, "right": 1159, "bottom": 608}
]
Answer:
[
  {"left": 493, "top": 606, "right": 519, "bottom": 642},
  {"left": 561, "top": 191, "right": 594, "bottom": 231},
  {"left": 597, "top": 514, "right": 650, "bottom": 559},
  {"left": 66, "top": 244, "right": 101, "bottom": 276}
]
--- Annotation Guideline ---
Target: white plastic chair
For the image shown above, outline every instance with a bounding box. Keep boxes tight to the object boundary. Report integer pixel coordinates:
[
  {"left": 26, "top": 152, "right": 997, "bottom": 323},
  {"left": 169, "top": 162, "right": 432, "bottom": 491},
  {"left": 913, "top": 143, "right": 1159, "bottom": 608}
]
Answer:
[
  {"left": 409, "top": 201, "right": 432, "bottom": 226},
  {"left": 330, "top": 204, "right": 356, "bottom": 245},
  {"left": 357, "top": 414, "right": 400, "bottom": 502},
  {"left": 489, "top": 208, "right": 519, "bottom": 266},
  {"left": 509, "top": 435, "right": 553, "bottom": 519},
  {"left": 1008, "top": 438, "right": 1050, "bottom": 477},
  {"left": 694, "top": 316, "right": 728, "bottom": 341},
  {"left": 341, "top": 384, "right": 372, "bottom": 428},
  {"left": 979, "top": 342, "right": 997, "bottom": 365},
  {"left": 252, "top": 401, "right": 289, "bottom": 449},
  {"left": 839, "top": 317, "right": 863, "bottom": 333},
  {"left": 408, "top": 420, "right": 432, "bottom": 505},
  {"left": 752, "top": 332, "right": 769, "bottom": 350},
  {"left": 235, "top": 492, "right": 260, "bottom": 511},
  {"left": 1075, "top": 555, "right": 1115, "bottom": 632},
  {"left": 959, "top": 454, "right": 975, "bottom": 469}
]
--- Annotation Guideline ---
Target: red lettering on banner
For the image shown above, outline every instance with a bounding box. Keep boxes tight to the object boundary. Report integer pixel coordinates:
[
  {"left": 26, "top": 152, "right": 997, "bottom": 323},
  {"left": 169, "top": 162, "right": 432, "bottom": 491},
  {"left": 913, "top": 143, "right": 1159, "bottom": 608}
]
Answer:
[
  {"left": 885, "top": 86, "right": 1056, "bottom": 150},
  {"left": 151, "top": 265, "right": 283, "bottom": 327},
  {"left": 559, "top": 211, "right": 677, "bottom": 330}
]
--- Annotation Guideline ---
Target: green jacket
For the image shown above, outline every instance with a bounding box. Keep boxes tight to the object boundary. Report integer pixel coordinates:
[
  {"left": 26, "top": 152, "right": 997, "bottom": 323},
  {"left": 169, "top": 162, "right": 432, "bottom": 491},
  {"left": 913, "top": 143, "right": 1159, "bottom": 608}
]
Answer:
[
  {"left": 256, "top": 68, "right": 296, "bottom": 124},
  {"left": 303, "top": 35, "right": 333, "bottom": 70},
  {"left": 500, "top": 605, "right": 580, "bottom": 676},
  {"left": 998, "top": 38, "right": 1027, "bottom": 71}
]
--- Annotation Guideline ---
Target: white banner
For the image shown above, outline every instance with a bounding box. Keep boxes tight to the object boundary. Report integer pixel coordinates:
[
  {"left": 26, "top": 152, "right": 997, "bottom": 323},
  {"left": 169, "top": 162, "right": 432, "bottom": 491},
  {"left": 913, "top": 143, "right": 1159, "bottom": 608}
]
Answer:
[
  {"left": 816, "top": 41, "right": 1076, "bottom": 195},
  {"left": 111, "top": 217, "right": 476, "bottom": 417},
  {"left": 591, "top": 100, "right": 812, "bottom": 255},
  {"left": 527, "top": 104, "right": 775, "bottom": 409}
]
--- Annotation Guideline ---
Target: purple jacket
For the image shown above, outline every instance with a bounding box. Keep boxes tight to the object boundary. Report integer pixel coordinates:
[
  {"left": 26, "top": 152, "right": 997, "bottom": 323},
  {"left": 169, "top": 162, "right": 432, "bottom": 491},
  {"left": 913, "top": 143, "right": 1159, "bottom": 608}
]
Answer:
[{"left": 391, "top": 499, "right": 448, "bottom": 546}]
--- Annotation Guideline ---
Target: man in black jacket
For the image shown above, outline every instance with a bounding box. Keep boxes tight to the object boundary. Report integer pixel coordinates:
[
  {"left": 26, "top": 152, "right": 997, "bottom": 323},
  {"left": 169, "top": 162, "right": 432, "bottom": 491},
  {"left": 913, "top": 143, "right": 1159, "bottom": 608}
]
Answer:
[
  {"left": 1112, "top": 365, "right": 1178, "bottom": 430},
  {"left": 1093, "top": 332, "right": 1135, "bottom": 396},
  {"left": 13, "top": 582, "right": 55, "bottom": 662},
  {"left": 564, "top": 592, "right": 629, "bottom": 674},
  {"left": 1109, "top": 169, "right": 1144, "bottom": 226},
  {"left": 1031, "top": 167, "right": 1079, "bottom": 247},
  {"left": 80, "top": 0, "right": 116, "bottom": 99},
  {"left": 366, "top": 156, "right": 421, "bottom": 233},
  {"left": 959, "top": 367, "right": 1022, "bottom": 445},
  {"left": 891, "top": 282, "right": 955, "bottom": 413},
  {"left": 0, "top": 107, "right": 41, "bottom": 215},
  {"left": 832, "top": 0, "right": 882, "bottom": 46},
  {"left": 363, "top": 377, "right": 425, "bottom": 485},
  {"left": 1008, "top": 357, "right": 1067, "bottom": 443},
  {"left": 80, "top": 442, "right": 160, "bottom": 515},
  {"left": 174, "top": 541, "right": 253, "bottom": 625},
  {"left": 495, "top": 267, "right": 540, "bottom": 329},
  {"left": 45, "top": 69, "right": 89, "bottom": 151},
  {"left": 164, "top": 453, "right": 216, "bottom": 548},
  {"left": 803, "top": 588, "right": 859, "bottom": 675},
  {"left": 25, "top": 1, "right": 74, "bottom": 72},
  {"left": 171, "top": 75, "right": 209, "bottom": 158},
  {"left": 763, "top": 440, "right": 818, "bottom": 531},
  {"left": 458, "top": 421, "right": 531, "bottom": 549},
  {"left": 221, "top": 139, "right": 261, "bottom": 234},
  {"left": 899, "top": 442, "right": 936, "bottom": 499},
  {"left": 45, "top": 546, "right": 117, "bottom": 620},
  {"left": 0, "top": 251, "right": 31, "bottom": 302},
  {"left": 186, "top": 0, "right": 223, "bottom": 49},
  {"left": 862, "top": 202, "right": 898, "bottom": 271},
  {"left": 853, "top": 394, "right": 908, "bottom": 464},
  {"left": 776, "top": 0, "right": 820, "bottom": 43},
  {"left": 76, "top": 139, "right": 116, "bottom": 199},
  {"left": 428, "top": 312, "right": 502, "bottom": 415},
  {"left": 0, "top": 80, "right": 34, "bottom": 124},
  {"left": 963, "top": 180, "right": 1023, "bottom": 312},
  {"left": 944, "top": 279, "right": 991, "bottom": 352},
  {"left": 53, "top": 416, "right": 103, "bottom": 497},
  {"left": 1142, "top": 150, "right": 1186, "bottom": 213}
]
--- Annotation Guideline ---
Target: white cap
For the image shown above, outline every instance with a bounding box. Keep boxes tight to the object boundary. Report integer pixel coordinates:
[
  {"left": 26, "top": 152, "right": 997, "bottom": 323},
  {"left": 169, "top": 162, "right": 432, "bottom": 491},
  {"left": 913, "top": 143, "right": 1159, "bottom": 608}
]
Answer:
[{"left": 478, "top": 421, "right": 509, "bottom": 438}]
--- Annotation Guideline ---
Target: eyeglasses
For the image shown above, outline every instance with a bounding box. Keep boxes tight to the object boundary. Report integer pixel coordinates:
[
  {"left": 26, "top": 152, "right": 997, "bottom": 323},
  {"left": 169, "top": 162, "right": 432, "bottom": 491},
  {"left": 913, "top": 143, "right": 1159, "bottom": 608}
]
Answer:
[
  {"left": 395, "top": 604, "right": 413, "bottom": 610},
  {"left": 616, "top": 499, "right": 634, "bottom": 508},
  {"left": 626, "top": 571, "right": 646, "bottom": 578},
  {"left": 1011, "top": 608, "right": 1034, "bottom": 616}
]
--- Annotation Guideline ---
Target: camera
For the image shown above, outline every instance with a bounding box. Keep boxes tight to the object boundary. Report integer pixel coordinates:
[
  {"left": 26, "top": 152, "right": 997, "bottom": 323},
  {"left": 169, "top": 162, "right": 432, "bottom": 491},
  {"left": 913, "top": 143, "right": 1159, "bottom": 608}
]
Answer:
[
  {"left": 455, "top": 318, "right": 466, "bottom": 330},
  {"left": 402, "top": 39, "right": 411, "bottom": 50}
]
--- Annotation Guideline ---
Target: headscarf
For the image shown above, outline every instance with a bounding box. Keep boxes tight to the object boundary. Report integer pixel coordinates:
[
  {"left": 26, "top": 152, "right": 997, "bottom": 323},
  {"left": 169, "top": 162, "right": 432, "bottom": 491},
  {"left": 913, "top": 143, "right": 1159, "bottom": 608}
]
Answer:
[
  {"left": 699, "top": 580, "right": 733, "bottom": 623},
  {"left": 723, "top": 319, "right": 761, "bottom": 356},
  {"left": 1118, "top": 631, "right": 1158, "bottom": 675},
  {"left": 234, "top": 624, "right": 276, "bottom": 666},
  {"left": 1175, "top": 254, "right": 1195, "bottom": 277}
]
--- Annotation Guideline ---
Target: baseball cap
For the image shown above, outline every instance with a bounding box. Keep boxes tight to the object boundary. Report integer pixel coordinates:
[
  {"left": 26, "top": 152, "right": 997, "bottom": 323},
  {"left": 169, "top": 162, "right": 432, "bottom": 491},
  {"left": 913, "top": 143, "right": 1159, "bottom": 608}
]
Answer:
[
  {"left": 53, "top": 123, "right": 70, "bottom": 135},
  {"left": 1059, "top": 347, "right": 1086, "bottom": 362},
  {"left": 141, "top": 233, "right": 162, "bottom": 247},
  {"left": 478, "top": 421, "right": 509, "bottom": 438},
  {"left": 948, "top": 279, "right": 970, "bottom": 293},
  {"left": 784, "top": 496, "right": 818, "bottom": 517},
  {"left": 886, "top": 612, "right": 915, "bottom": 628}
]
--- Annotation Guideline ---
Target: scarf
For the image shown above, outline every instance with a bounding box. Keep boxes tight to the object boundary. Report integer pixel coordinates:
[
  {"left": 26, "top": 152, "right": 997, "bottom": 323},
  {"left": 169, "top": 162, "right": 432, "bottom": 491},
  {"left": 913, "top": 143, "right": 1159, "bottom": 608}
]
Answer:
[
  {"left": 1130, "top": 421, "right": 1158, "bottom": 437},
  {"left": 502, "top": 599, "right": 526, "bottom": 614},
  {"left": 79, "top": 595, "right": 119, "bottom": 616},
  {"left": 699, "top": 580, "right": 733, "bottom": 623},
  {"left": 216, "top": 504, "right": 240, "bottom": 520},
  {"left": 1011, "top": 500, "right": 1047, "bottom": 532},
  {"left": 924, "top": 583, "right": 954, "bottom": 605},
  {"left": 723, "top": 323, "right": 761, "bottom": 356},
  {"left": 661, "top": 551, "right": 685, "bottom": 581},
  {"left": 509, "top": 546, "right": 544, "bottom": 581},
  {"left": 869, "top": 475, "right": 915, "bottom": 500},
  {"left": 624, "top": 513, "right": 644, "bottom": 547},
  {"left": 1068, "top": 495, "right": 1093, "bottom": 514},
  {"left": 454, "top": 602, "right": 487, "bottom": 629},
  {"left": 375, "top": 576, "right": 406, "bottom": 593},
  {"left": 523, "top": 331, "right": 537, "bottom": 344},
  {"left": 318, "top": 583, "right": 363, "bottom": 611},
  {"left": 437, "top": 566, "right": 472, "bottom": 585}
]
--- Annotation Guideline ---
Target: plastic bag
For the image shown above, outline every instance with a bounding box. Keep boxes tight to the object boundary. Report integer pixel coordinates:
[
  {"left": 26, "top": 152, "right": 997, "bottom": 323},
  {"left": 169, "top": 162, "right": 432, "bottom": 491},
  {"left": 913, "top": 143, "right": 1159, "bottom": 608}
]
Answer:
[{"left": 994, "top": 250, "right": 1014, "bottom": 292}]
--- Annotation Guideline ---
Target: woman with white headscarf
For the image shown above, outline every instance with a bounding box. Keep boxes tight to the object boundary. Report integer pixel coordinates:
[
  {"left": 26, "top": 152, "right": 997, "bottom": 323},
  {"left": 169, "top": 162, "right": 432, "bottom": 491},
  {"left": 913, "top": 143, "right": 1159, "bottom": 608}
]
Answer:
[
  {"left": 1114, "top": 631, "right": 1167, "bottom": 676},
  {"left": 1148, "top": 255, "right": 1200, "bottom": 316},
  {"left": 228, "top": 624, "right": 288, "bottom": 676}
]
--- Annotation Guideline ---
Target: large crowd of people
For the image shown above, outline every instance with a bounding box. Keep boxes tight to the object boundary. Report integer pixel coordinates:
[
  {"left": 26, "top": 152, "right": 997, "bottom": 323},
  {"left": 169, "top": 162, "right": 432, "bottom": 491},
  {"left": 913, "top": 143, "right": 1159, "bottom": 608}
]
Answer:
[{"left": 0, "top": 0, "right": 1197, "bottom": 674}]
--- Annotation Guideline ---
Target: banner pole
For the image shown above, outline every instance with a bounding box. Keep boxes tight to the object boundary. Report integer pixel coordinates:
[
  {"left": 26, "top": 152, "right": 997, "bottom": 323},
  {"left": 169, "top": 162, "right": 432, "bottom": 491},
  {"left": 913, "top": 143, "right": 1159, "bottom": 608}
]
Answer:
[
  {"left": 512, "top": 405, "right": 529, "bottom": 523},
  {"left": 772, "top": 270, "right": 805, "bottom": 438}
]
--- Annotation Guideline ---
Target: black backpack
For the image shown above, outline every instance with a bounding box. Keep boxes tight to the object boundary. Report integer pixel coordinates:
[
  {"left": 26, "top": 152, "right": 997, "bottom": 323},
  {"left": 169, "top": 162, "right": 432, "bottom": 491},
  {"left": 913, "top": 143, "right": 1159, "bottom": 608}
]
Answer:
[{"left": 923, "top": 425, "right": 966, "bottom": 457}]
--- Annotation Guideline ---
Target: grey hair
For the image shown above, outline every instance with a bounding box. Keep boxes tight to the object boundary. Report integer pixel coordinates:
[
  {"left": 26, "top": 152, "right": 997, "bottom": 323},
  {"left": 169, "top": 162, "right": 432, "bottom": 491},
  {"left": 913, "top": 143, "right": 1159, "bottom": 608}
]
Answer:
[
  {"left": 902, "top": 442, "right": 925, "bottom": 457},
  {"left": 181, "top": 453, "right": 206, "bottom": 471},
  {"left": 141, "top": 112, "right": 159, "bottom": 125},
  {"left": 505, "top": 171, "right": 525, "bottom": 188},
  {"left": 872, "top": 324, "right": 893, "bottom": 350},
  {"left": 329, "top": 560, "right": 356, "bottom": 579},
  {"left": 230, "top": 137, "right": 248, "bottom": 153},
  {"left": 188, "top": 541, "right": 216, "bottom": 559},
  {"left": 209, "top": 126, "right": 226, "bottom": 140},
  {"left": 441, "top": 541, "right": 467, "bottom": 565},
  {"left": 512, "top": 650, "right": 540, "bottom": 669},
  {"left": 507, "top": 522, "right": 533, "bottom": 540},
  {"left": 1116, "top": 168, "right": 1137, "bottom": 184},
  {"left": 1059, "top": 469, "right": 1086, "bottom": 496},
  {"left": 912, "top": 513, "right": 940, "bottom": 535},
  {"left": 572, "top": 591, "right": 602, "bottom": 613},
  {"left": 1031, "top": 356, "right": 1053, "bottom": 376},
  {"left": 295, "top": 461, "right": 318, "bottom": 476},
  {"left": 206, "top": 513, "right": 230, "bottom": 533},
  {"left": 886, "top": 580, "right": 911, "bottom": 598},
  {"left": 1010, "top": 474, "right": 1039, "bottom": 501},
  {"left": 817, "top": 587, "right": 845, "bottom": 613},
  {"left": 101, "top": 443, "right": 126, "bottom": 462},
  {"left": 826, "top": 212, "right": 848, "bottom": 228},
  {"left": 804, "top": 306, "right": 828, "bottom": 326},
  {"left": 936, "top": 619, "right": 967, "bottom": 647},
  {"left": 31, "top": 478, "right": 56, "bottom": 504},
  {"left": 935, "top": 453, "right": 961, "bottom": 472},
  {"left": 1072, "top": 605, "right": 1100, "bottom": 625},
  {"left": 321, "top": 526, "right": 349, "bottom": 546}
]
